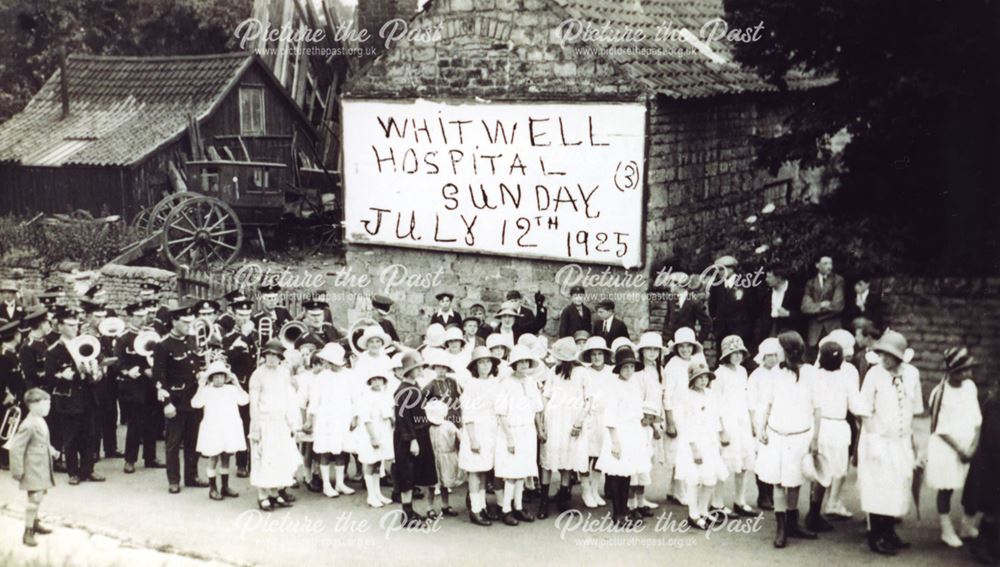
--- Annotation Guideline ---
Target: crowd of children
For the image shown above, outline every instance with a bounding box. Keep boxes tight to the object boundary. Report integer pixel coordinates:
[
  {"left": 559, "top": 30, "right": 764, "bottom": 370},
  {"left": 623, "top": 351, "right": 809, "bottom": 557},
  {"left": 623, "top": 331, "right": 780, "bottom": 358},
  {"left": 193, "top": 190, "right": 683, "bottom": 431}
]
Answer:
[{"left": 1, "top": 284, "right": 996, "bottom": 563}]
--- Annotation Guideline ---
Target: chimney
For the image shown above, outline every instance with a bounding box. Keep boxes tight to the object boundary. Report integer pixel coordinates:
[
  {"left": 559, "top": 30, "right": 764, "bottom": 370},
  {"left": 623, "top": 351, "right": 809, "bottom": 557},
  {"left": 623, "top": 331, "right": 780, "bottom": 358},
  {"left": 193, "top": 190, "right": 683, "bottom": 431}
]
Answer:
[
  {"left": 356, "top": 0, "right": 419, "bottom": 61},
  {"left": 60, "top": 54, "right": 70, "bottom": 119}
]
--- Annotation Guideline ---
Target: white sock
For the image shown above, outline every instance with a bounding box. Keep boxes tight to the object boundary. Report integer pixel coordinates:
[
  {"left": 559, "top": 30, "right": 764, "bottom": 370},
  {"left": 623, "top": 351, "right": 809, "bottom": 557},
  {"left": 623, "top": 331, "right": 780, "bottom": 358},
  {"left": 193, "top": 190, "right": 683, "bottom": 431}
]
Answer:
[
  {"left": 503, "top": 481, "right": 515, "bottom": 513},
  {"left": 513, "top": 481, "right": 524, "bottom": 510}
]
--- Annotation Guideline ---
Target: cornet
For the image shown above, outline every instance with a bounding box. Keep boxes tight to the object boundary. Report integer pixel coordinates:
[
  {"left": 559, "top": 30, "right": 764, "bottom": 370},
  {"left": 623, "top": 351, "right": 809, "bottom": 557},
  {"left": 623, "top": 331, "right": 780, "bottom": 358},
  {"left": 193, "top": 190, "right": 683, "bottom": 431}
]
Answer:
[
  {"left": 98, "top": 317, "right": 126, "bottom": 337},
  {"left": 0, "top": 405, "right": 21, "bottom": 442}
]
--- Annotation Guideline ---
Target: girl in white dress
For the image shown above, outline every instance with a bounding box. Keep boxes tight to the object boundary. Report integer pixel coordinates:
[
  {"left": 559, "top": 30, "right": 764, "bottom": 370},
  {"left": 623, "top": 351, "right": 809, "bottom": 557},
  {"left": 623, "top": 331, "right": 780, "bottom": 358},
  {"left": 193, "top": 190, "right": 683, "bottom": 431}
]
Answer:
[
  {"left": 459, "top": 347, "right": 501, "bottom": 526},
  {"left": 192, "top": 360, "right": 249, "bottom": 501},
  {"left": 494, "top": 345, "right": 544, "bottom": 525},
  {"left": 663, "top": 327, "right": 704, "bottom": 505},
  {"left": 756, "top": 331, "right": 821, "bottom": 548},
  {"left": 927, "top": 346, "right": 982, "bottom": 547},
  {"left": 805, "top": 339, "right": 859, "bottom": 532},
  {"left": 713, "top": 335, "right": 755, "bottom": 516},
  {"left": 814, "top": 332, "right": 860, "bottom": 520},
  {"left": 291, "top": 337, "right": 321, "bottom": 489},
  {"left": 596, "top": 346, "right": 649, "bottom": 525},
  {"left": 674, "top": 362, "right": 729, "bottom": 530},
  {"left": 248, "top": 340, "right": 303, "bottom": 511},
  {"left": 443, "top": 327, "right": 471, "bottom": 386},
  {"left": 853, "top": 330, "right": 923, "bottom": 555},
  {"left": 576, "top": 336, "right": 614, "bottom": 508},
  {"left": 486, "top": 333, "right": 513, "bottom": 378},
  {"left": 306, "top": 343, "right": 356, "bottom": 498},
  {"left": 355, "top": 373, "right": 395, "bottom": 508},
  {"left": 633, "top": 331, "right": 668, "bottom": 514},
  {"left": 749, "top": 337, "right": 783, "bottom": 511},
  {"left": 540, "top": 337, "right": 585, "bottom": 516}
]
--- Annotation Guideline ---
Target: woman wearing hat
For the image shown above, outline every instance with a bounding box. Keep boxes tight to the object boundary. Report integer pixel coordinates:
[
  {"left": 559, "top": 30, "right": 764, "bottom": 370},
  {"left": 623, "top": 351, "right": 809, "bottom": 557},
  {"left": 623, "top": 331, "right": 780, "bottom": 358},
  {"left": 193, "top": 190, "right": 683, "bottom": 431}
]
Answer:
[
  {"left": 633, "top": 332, "right": 669, "bottom": 512},
  {"left": 674, "top": 362, "right": 729, "bottom": 530},
  {"left": 807, "top": 337, "right": 860, "bottom": 528},
  {"left": 539, "top": 337, "right": 586, "bottom": 516},
  {"left": 460, "top": 347, "right": 502, "bottom": 526},
  {"left": 662, "top": 327, "right": 704, "bottom": 505},
  {"left": 393, "top": 351, "right": 438, "bottom": 524},
  {"left": 191, "top": 360, "right": 249, "bottom": 500},
  {"left": 307, "top": 343, "right": 355, "bottom": 498},
  {"left": 576, "top": 336, "right": 614, "bottom": 508},
  {"left": 596, "top": 346, "right": 648, "bottom": 525},
  {"left": 248, "top": 339, "right": 303, "bottom": 511},
  {"left": 442, "top": 327, "right": 471, "bottom": 385},
  {"left": 927, "top": 346, "right": 982, "bottom": 548},
  {"left": 494, "top": 345, "right": 544, "bottom": 525},
  {"left": 853, "top": 330, "right": 923, "bottom": 555},
  {"left": 756, "top": 331, "right": 821, "bottom": 548},
  {"left": 714, "top": 335, "right": 756, "bottom": 517},
  {"left": 352, "top": 325, "right": 394, "bottom": 398},
  {"left": 486, "top": 333, "right": 514, "bottom": 377}
]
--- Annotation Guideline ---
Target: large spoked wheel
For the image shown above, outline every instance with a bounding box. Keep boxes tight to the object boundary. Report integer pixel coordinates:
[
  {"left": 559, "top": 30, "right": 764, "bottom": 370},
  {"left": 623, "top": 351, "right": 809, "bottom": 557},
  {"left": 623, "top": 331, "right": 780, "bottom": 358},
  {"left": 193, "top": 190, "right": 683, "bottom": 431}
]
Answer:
[
  {"left": 131, "top": 208, "right": 152, "bottom": 232},
  {"left": 149, "top": 193, "right": 198, "bottom": 235},
  {"left": 161, "top": 195, "right": 243, "bottom": 269}
]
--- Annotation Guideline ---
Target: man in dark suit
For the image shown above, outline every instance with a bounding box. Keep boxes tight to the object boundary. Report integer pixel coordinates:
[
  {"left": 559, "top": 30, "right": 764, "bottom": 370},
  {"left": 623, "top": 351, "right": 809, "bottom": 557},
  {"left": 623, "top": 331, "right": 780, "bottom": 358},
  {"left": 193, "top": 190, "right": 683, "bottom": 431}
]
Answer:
[
  {"left": 844, "top": 275, "right": 885, "bottom": 331},
  {"left": 506, "top": 290, "right": 547, "bottom": 337},
  {"left": 592, "top": 299, "right": 629, "bottom": 344},
  {"left": 559, "top": 285, "right": 592, "bottom": 338},
  {"left": 662, "top": 272, "right": 712, "bottom": 340},
  {"left": 754, "top": 264, "right": 802, "bottom": 341},
  {"left": 371, "top": 295, "right": 400, "bottom": 342},
  {"left": 253, "top": 284, "right": 291, "bottom": 331},
  {"left": 800, "top": 255, "right": 845, "bottom": 353},
  {"left": 430, "top": 292, "right": 462, "bottom": 328},
  {"left": 0, "top": 280, "right": 25, "bottom": 323},
  {"left": 708, "top": 255, "right": 755, "bottom": 343}
]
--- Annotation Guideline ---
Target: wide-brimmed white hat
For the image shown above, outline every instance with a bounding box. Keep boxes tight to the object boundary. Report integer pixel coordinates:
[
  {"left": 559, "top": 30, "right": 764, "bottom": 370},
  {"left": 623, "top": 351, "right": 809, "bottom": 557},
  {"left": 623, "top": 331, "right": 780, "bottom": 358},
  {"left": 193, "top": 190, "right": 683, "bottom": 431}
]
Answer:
[
  {"left": 423, "top": 323, "right": 447, "bottom": 349},
  {"left": 669, "top": 327, "right": 702, "bottom": 353},
  {"left": 508, "top": 345, "right": 540, "bottom": 370},
  {"left": 549, "top": 337, "right": 579, "bottom": 363},
  {"left": 466, "top": 346, "right": 500, "bottom": 374},
  {"left": 359, "top": 325, "right": 391, "bottom": 350},
  {"left": 753, "top": 337, "right": 784, "bottom": 365},
  {"left": 636, "top": 332, "right": 668, "bottom": 356},
  {"left": 204, "top": 360, "right": 234, "bottom": 380},
  {"left": 486, "top": 333, "right": 514, "bottom": 353},
  {"left": 495, "top": 300, "right": 523, "bottom": 318},
  {"left": 821, "top": 329, "right": 857, "bottom": 358},
  {"left": 802, "top": 452, "right": 832, "bottom": 487},
  {"left": 442, "top": 326, "right": 466, "bottom": 346},
  {"left": 316, "top": 343, "right": 346, "bottom": 366},
  {"left": 610, "top": 336, "right": 635, "bottom": 353},
  {"left": 578, "top": 336, "right": 613, "bottom": 364},
  {"left": 423, "top": 348, "right": 455, "bottom": 373}
]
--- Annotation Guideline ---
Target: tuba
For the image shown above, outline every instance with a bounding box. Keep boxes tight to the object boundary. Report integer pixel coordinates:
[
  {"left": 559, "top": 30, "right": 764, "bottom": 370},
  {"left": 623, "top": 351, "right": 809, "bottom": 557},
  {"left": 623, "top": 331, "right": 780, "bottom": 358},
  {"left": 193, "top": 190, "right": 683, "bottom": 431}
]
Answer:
[
  {"left": 98, "top": 317, "right": 126, "bottom": 337},
  {"left": 68, "top": 334, "right": 102, "bottom": 379},
  {"left": 279, "top": 321, "right": 308, "bottom": 350},
  {"left": 0, "top": 405, "right": 21, "bottom": 442},
  {"left": 134, "top": 330, "right": 160, "bottom": 358}
]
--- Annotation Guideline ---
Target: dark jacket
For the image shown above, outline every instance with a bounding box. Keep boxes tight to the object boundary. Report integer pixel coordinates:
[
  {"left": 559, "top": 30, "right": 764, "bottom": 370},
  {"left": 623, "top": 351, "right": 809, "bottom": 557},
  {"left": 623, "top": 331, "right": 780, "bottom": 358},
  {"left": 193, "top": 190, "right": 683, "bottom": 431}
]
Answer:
[
  {"left": 46, "top": 340, "right": 91, "bottom": 415},
  {"left": 592, "top": 316, "right": 629, "bottom": 344},
  {"left": 709, "top": 284, "right": 755, "bottom": 341},
  {"left": 662, "top": 292, "right": 712, "bottom": 339},
  {"left": 18, "top": 339, "right": 47, "bottom": 391},
  {"left": 514, "top": 305, "right": 547, "bottom": 337},
  {"left": 753, "top": 282, "right": 803, "bottom": 340},
  {"left": 559, "top": 304, "right": 592, "bottom": 338},
  {"left": 430, "top": 310, "right": 463, "bottom": 329},
  {"left": 843, "top": 289, "right": 885, "bottom": 331},
  {"left": 801, "top": 273, "right": 846, "bottom": 345},
  {"left": 114, "top": 329, "right": 153, "bottom": 405},
  {"left": 152, "top": 333, "right": 201, "bottom": 412}
]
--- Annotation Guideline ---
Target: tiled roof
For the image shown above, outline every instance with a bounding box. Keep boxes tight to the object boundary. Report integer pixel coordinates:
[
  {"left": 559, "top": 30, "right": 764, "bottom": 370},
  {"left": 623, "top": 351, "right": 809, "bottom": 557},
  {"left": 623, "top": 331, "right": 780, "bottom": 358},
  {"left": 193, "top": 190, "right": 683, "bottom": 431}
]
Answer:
[
  {"left": 0, "top": 54, "right": 253, "bottom": 167},
  {"left": 551, "top": 0, "right": 834, "bottom": 98}
]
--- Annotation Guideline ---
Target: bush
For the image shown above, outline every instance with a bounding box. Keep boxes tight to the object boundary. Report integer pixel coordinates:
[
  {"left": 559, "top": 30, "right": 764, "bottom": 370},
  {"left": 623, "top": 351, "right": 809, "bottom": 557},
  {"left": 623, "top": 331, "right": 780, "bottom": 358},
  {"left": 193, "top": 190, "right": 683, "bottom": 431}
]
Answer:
[{"left": 0, "top": 214, "right": 140, "bottom": 269}]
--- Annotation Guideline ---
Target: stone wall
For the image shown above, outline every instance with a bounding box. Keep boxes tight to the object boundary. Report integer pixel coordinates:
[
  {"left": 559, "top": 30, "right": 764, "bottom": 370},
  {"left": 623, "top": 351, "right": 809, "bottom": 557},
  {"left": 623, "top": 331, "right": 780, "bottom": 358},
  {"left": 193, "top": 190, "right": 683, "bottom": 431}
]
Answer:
[
  {"left": 0, "top": 264, "right": 176, "bottom": 313},
  {"left": 880, "top": 277, "right": 1000, "bottom": 391}
]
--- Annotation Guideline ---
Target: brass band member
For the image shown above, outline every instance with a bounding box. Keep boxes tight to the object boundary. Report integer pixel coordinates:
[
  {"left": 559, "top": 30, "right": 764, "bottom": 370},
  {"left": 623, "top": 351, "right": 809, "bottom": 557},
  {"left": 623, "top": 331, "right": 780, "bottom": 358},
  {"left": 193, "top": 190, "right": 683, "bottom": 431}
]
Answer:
[
  {"left": 115, "top": 302, "right": 165, "bottom": 473},
  {"left": 0, "top": 319, "right": 23, "bottom": 470},
  {"left": 38, "top": 287, "right": 63, "bottom": 346},
  {"left": 218, "top": 290, "right": 249, "bottom": 333},
  {"left": 253, "top": 284, "right": 290, "bottom": 330},
  {"left": 224, "top": 299, "right": 257, "bottom": 478},
  {"left": 371, "top": 295, "right": 400, "bottom": 343},
  {"left": 81, "top": 296, "right": 121, "bottom": 460},
  {"left": 153, "top": 303, "right": 208, "bottom": 494},
  {"left": 18, "top": 308, "right": 49, "bottom": 392},
  {"left": 45, "top": 307, "right": 105, "bottom": 484},
  {"left": 302, "top": 300, "right": 342, "bottom": 343}
]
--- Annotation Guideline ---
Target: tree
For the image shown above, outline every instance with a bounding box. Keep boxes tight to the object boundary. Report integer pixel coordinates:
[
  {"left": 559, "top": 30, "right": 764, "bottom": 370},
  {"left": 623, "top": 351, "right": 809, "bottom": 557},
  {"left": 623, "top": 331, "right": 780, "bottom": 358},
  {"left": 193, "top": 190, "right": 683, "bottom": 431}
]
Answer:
[
  {"left": 723, "top": 0, "right": 1000, "bottom": 274},
  {"left": 0, "top": 0, "right": 247, "bottom": 122}
]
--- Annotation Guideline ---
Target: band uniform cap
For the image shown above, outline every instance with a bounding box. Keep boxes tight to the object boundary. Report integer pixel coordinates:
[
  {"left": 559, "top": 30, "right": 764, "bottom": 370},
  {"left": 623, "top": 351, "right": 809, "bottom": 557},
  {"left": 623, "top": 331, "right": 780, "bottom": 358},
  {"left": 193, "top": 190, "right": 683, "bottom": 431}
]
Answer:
[
  {"left": 302, "top": 299, "right": 328, "bottom": 313},
  {"left": 197, "top": 300, "right": 220, "bottom": 314},
  {"left": 371, "top": 295, "right": 393, "bottom": 312},
  {"left": 20, "top": 307, "right": 48, "bottom": 328},
  {"left": 230, "top": 300, "right": 253, "bottom": 313},
  {"left": 139, "top": 282, "right": 162, "bottom": 294},
  {"left": 569, "top": 285, "right": 585, "bottom": 295},
  {"left": 124, "top": 302, "right": 148, "bottom": 316},
  {"left": 221, "top": 289, "right": 246, "bottom": 302},
  {"left": 434, "top": 291, "right": 455, "bottom": 301},
  {"left": 79, "top": 298, "right": 107, "bottom": 314},
  {"left": 0, "top": 319, "right": 20, "bottom": 341},
  {"left": 259, "top": 284, "right": 281, "bottom": 294}
]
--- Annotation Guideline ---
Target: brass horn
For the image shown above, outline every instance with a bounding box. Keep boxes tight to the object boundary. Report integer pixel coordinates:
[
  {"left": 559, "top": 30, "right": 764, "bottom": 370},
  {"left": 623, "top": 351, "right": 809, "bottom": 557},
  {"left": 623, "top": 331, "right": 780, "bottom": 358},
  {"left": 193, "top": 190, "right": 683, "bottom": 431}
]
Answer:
[
  {"left": 0, "top": 405, "right": 21, "bottom": 442},
  {"left": 69, "top": 334, "right": 101, "bottom": 363},
  {"left": 256, "top": 316, "right": 274, "bottom": 365},
  {"left": 134, "top": 330, "right": 160, "bottom": 358},
  {"left": 98, "top": 316, "right": 126, "bottom": 337},
  {"left": 192, "top": 317, "right": 211, "bottom": 353},
  {"left": 349, "top": 317, "right": 378, "bottom": 355},
  {"left": 279, "top": 320, "right": 308, "bottom": 350}
]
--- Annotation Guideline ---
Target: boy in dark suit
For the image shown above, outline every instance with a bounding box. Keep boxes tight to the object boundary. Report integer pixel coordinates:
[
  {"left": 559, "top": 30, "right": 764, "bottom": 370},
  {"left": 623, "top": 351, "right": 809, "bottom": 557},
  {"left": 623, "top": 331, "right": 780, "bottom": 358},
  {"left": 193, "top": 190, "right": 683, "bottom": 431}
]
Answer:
[
  {"left": 592, "top": 300, "right": 629, "bottom": 343},
  {"left": 558, "top": 285, "right": 592, "bottom": 338},
  {"left": 754, "top": 264, "right": 802, "bottom": 341},
  {"left": 662, "top": 272, "right": 712, "bottom": 339},
  {"left": 844, "top": 274, "right": 885, "bottom": 331},
  {"left": 506, "top": 290, "right": 547, "bottom": 337},
  {"left": 430, "top": 292, "right": 462, "bottom": 328}
]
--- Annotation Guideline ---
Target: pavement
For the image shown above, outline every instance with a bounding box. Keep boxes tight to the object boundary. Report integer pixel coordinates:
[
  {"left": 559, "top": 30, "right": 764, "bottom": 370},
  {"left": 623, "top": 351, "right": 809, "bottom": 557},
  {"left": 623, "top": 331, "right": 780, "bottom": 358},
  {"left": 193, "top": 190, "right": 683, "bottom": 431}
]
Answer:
[{"left": 0, "top": 417, "right": 987, "bottom": 567}]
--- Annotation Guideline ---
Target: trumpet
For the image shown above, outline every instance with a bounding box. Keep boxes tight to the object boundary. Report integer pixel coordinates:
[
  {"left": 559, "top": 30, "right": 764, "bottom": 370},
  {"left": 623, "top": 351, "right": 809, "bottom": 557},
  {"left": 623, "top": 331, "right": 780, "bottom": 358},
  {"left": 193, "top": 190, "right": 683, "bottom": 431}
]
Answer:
[
  {"left": 279, "top": 321, "right": 308, "bottom": 350},
  {"left": 98, "top": 316, "right": 126, "bottom": 337},
  {"left": 1, "top": 405, "right": 21, "bottom": 442}
]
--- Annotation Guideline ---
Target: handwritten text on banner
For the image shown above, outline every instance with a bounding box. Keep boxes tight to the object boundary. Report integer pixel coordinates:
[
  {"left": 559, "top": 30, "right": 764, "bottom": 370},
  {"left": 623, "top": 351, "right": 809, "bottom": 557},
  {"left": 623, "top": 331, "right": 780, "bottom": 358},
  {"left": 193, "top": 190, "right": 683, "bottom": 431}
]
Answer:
[{"left": 342, "top": 99, "right": 646, "bottom": 267}]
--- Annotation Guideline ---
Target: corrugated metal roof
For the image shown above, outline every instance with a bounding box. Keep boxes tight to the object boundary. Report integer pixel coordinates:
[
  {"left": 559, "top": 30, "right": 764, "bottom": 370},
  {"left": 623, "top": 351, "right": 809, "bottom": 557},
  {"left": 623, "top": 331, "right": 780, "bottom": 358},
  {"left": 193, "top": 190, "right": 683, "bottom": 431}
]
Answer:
[{"left": 0, "top": 54, "right": 253, "bottom": 167}]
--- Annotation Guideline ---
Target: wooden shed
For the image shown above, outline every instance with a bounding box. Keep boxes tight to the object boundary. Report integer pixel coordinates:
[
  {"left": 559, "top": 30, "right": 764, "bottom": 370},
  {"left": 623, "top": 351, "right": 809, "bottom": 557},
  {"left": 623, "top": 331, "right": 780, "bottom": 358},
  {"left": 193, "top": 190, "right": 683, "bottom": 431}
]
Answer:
[{"left": 0, "top": 53, "right": 326, "bottom": 220}]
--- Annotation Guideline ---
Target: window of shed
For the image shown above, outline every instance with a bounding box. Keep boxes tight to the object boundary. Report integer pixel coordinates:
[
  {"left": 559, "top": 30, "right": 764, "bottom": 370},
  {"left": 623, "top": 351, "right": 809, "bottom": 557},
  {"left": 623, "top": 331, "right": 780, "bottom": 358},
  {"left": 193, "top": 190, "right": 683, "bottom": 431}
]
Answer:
[{"left": 239, "top": 87, "right": 266, "bottom": 135}]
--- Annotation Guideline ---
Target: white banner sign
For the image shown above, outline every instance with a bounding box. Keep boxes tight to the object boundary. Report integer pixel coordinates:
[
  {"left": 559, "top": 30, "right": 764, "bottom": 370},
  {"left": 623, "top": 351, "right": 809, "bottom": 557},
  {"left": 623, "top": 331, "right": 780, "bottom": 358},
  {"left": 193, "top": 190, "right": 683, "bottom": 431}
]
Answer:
[{"left": 341, "top": 99, "right": 646, "bottom": 267}]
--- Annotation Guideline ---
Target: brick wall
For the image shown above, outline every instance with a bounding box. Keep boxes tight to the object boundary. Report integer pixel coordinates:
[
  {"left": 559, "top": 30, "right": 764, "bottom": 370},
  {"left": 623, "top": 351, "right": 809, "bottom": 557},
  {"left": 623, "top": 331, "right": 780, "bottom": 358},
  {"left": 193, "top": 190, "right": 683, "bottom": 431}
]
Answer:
[
  {"left": 879, "top": 277, "right": 1000, "bottom": 392},
  {"left": 356, "top": 0, "right": 420, "bottom": 61}
]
